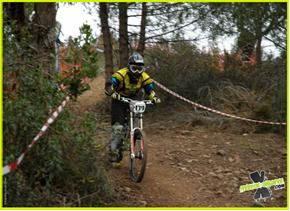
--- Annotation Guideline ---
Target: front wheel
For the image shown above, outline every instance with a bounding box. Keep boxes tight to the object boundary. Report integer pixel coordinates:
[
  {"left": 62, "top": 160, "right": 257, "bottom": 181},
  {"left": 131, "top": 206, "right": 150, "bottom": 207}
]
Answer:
[{"left": 129, "top": 129, "right": 147, "bottom": 183}]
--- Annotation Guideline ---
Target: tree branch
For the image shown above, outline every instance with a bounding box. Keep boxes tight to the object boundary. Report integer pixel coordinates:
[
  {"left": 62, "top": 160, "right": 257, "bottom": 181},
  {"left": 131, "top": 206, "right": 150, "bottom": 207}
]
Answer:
[
  {"left": 145, "top": 22, "right": 183, "bottom": 34},
  {"left": 109, "top": 26, "right": 137, "bottom": 36},
  {"left": 145, "top": 17, "right": 201, "bottom": 40},
  {"left": 264, "top": 36, "right": 286, "bottom": 50},
  {"left": 145, "top": 36, "right": 211, "bottom": 44},
  {"left": 128, "top": 8, "right": 192, "bottom": 18}
]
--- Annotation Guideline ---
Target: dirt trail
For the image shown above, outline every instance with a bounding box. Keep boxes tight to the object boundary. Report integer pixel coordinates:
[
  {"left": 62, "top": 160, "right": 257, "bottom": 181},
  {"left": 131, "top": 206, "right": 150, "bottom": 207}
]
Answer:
[
  {"left": 72, "top": 74, "right": 287, "bottom": 207},
  {"left": 69, "top": 73, "right": 106, "bottom": 114}
]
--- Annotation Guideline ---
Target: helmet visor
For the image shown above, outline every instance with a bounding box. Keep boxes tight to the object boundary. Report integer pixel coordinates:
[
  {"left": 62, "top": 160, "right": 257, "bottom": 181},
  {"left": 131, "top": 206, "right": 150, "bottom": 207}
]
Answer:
[{"left": 130, "top": 65, "right": 144, "bottom": 74}]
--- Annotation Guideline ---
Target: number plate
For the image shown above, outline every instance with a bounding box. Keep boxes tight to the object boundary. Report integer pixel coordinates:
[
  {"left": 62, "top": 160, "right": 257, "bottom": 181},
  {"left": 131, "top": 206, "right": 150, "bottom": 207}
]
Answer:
[{"left": 131, "top": 102, "right": 146, "bottom": 113}]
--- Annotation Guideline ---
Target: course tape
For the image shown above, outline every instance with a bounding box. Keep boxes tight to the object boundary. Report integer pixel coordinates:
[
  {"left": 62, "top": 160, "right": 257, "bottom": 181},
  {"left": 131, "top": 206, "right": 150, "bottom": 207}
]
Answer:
[
  {"left": 153, "top": 80, "right": 286, "bottom": 126},
  {"left": 3, "top": 96, "right": 70, "bottom": 176}
]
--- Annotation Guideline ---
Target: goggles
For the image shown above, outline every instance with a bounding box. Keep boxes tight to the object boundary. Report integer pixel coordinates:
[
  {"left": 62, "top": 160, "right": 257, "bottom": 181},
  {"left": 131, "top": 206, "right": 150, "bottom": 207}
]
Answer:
[{"left": 130, "top": 65, "right": 144, "bottom": 74}]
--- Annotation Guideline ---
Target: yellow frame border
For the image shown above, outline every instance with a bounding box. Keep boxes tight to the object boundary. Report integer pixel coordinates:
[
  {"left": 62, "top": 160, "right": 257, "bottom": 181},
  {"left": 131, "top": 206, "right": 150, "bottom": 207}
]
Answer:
[{"left": 0, "top": 0, "right": 288, "bottom": 210}]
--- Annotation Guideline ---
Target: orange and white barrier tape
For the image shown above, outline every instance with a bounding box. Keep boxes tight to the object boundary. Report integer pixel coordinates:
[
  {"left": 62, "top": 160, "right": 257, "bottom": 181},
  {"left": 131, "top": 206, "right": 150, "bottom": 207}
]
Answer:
[
  {"left": 153, "top": 80, "right": 286, "bottom": 126},
  {"left": 2, "top": 96, "right": 70, "bottom": 176}
]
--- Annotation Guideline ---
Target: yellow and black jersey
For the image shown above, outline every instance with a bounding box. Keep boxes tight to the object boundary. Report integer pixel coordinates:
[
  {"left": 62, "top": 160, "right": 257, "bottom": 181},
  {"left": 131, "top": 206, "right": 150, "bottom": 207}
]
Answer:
[{"left": 111, "top": 67, "right": 155, "bottom": 99}]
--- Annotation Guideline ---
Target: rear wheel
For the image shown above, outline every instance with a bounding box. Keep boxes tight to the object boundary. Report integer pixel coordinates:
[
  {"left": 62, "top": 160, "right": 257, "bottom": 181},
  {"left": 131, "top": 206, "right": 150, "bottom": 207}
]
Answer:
[{"left": 129, "top": 129, "right": 147, "bottom": 183}]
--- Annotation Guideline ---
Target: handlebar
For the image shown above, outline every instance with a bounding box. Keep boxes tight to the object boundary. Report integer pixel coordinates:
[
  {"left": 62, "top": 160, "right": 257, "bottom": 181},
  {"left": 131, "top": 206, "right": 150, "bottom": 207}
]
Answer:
[{"left": 119, "top": 97, "right": 154, "bottom": 105}]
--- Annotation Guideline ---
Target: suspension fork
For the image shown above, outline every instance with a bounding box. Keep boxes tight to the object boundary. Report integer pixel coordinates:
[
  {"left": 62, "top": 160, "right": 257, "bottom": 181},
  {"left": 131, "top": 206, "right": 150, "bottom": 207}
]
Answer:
[
  {"left": 140, "top": 114, "right": 143, "bottom": 130},
  {"left": 140, "top": 114, "right": 144, "bottom": 151},
  {"left": 130, "top": 112, "right": 144, "bottom": 158},
  {"left": 130, "top": 111, "right": 135, "bottom": 158}
]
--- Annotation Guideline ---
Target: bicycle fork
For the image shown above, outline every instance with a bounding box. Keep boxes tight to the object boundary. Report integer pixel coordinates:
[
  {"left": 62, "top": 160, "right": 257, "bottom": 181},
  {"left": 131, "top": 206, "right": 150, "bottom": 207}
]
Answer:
[{"left": 130, "top": 112, "right": 144, "bottom": 159}]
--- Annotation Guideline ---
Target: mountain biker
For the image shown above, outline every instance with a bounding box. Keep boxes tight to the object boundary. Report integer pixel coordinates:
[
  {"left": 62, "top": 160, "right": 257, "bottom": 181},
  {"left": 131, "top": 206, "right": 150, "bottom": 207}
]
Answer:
[{"left": 105, "top": 52, "right": 161, "bottom": 163}]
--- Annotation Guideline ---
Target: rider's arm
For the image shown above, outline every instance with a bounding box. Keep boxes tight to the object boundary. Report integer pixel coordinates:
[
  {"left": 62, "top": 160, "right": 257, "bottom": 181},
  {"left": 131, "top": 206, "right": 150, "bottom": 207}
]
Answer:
[
  {"left": 105, "top": 74, "right": 120, "bottom": 96},
  {"left": 141, "top": 72, "right": 158, "bottom": 101},
  {"left": 144, "top": 83, "right": 157, "bottom": 100}
]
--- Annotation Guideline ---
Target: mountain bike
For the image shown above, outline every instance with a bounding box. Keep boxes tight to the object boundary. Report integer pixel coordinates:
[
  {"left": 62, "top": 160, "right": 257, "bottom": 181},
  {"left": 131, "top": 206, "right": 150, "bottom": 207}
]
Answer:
[{"left": 119, "top": 97, "right": 153, "bottom": 183}]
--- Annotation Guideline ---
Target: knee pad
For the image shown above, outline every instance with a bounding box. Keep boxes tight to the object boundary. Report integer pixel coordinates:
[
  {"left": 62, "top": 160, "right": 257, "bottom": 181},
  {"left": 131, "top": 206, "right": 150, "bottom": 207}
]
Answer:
[
  {"left": 112, "top": 122, "right": 124, "bottom": 137},
  {"left": 111, "top": 123, "right": 124, "bottom": 151}
]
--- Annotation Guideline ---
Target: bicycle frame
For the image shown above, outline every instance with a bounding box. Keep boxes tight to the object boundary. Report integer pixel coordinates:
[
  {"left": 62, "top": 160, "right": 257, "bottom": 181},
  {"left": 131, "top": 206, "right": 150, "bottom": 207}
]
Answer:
[
  {"left": 120, "top": 97, "right": 153, "bottom": 159},
  {"left": 117, "top": 96, "right": 154, "bottom": 182}
]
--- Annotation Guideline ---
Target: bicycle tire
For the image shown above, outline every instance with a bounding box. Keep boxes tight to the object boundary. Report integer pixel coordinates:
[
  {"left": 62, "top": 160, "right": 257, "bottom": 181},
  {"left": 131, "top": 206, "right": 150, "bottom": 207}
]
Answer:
[{"left": 129, "top": 129, "right": 147, "bottom": 183}]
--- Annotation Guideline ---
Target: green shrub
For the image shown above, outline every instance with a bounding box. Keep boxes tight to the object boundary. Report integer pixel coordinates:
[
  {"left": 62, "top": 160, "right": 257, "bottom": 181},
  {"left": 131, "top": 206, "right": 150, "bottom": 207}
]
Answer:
[
  {"left": 3, "top": 20, "right": 113, "bottom": 206},
  {"left": 145, "top": 42, "right": 286, "bottom": 133}
]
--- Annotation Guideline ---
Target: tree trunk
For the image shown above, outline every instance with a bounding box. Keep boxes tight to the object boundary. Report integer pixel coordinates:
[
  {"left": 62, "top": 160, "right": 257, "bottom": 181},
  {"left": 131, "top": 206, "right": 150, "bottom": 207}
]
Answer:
[
  {"left": 255, "top": 35, "right": 262, "bottom": 68},
  {"left": 137, "top": 3, "right": 147, "bottom": 56},
  {"left": 99, "top": 3, "right": 114, "bottom": 85},
  {"left": 255, "top": 16, "right": 263, "bottom": 68},
  {"left": 4, "top": 3, "right": 26, "bottom": 42},
  {"left": 237, "top": 30, "right": 255, "bottom": 63},
  {"left": 33, "top": 3, "right": 57, "bottom": 75},
  {"left": 118, "top": 3, "right": 129, "bottom": 68}
]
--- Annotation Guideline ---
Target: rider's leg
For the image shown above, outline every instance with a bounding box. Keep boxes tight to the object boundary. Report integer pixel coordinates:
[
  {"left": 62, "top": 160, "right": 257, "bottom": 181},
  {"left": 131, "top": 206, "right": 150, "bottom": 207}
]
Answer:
[
  {"left": 110, "top": 122, "right": 124, "bottom": 152},
  {"left": 111, "top": 99, "right": 128, "bottom": 126},
  {"left": 109, "top": 99, "right": 128, "bottom": 162}
]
